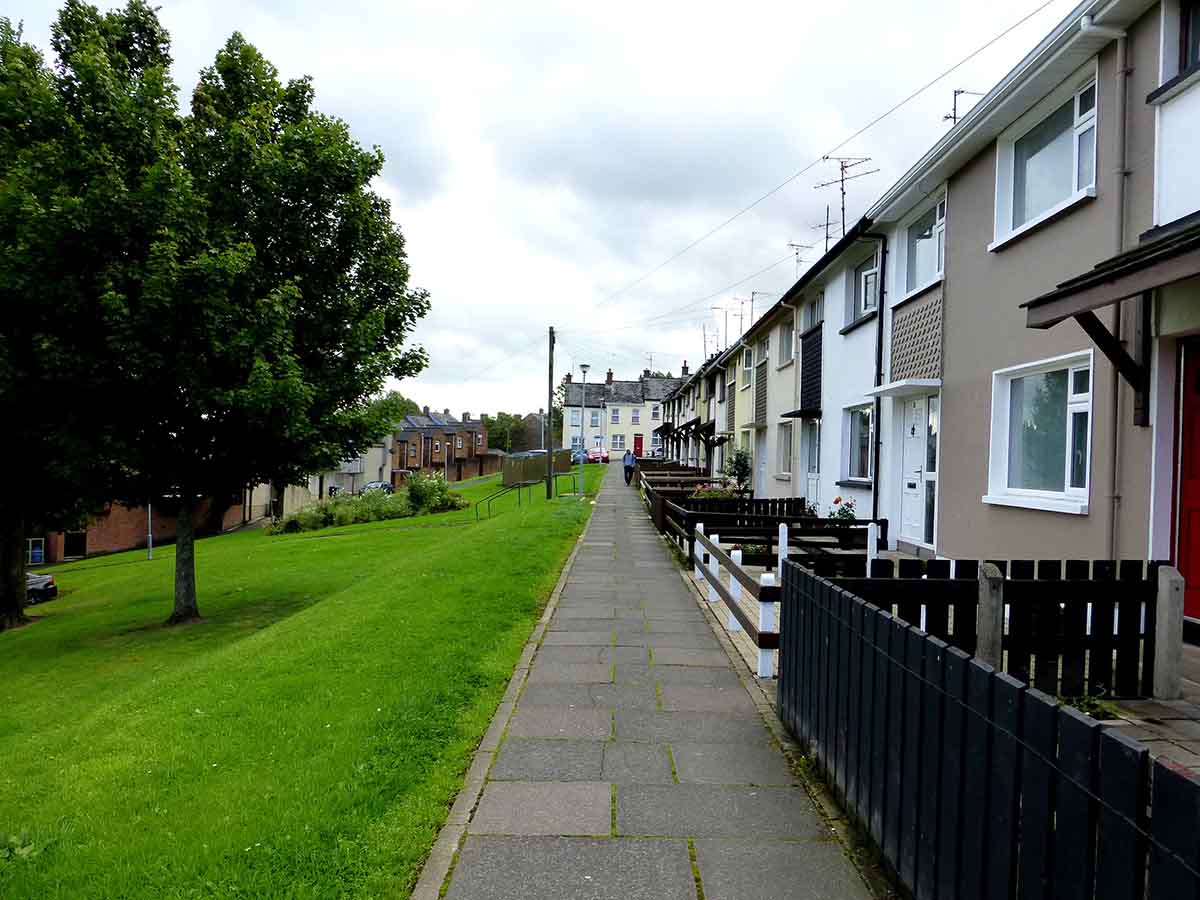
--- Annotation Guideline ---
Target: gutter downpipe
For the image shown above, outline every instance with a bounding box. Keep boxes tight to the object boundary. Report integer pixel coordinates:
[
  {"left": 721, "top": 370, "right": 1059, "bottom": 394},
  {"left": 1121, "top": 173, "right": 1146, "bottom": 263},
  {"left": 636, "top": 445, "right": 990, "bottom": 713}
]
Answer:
[
  {"left": 864, "top": 231, "right": 888, "bottom": 522},
  {"left": 1102, "top": 26, "right": 1129, "bottom": 559}
]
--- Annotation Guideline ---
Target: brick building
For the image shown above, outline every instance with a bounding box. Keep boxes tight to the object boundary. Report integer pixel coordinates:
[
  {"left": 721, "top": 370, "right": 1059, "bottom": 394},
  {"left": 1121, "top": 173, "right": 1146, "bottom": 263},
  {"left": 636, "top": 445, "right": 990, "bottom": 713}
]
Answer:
[{"left": 393, "top": 408, "right": 502, "bottom": 482}]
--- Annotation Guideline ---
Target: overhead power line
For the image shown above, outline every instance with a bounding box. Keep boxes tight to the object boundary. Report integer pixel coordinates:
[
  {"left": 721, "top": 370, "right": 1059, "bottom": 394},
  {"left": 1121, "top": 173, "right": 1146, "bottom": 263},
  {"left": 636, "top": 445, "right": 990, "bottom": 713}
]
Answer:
[{"left": 594, "top": 0, "right": 1060, "bottom": 309}]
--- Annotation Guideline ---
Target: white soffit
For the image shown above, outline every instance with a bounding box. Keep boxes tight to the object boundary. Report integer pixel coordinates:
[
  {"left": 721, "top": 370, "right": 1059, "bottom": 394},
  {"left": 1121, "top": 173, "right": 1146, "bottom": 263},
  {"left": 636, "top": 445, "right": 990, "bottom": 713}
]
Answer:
[{"left": 863, "top": 378, "right": 942, "bottom": 398}]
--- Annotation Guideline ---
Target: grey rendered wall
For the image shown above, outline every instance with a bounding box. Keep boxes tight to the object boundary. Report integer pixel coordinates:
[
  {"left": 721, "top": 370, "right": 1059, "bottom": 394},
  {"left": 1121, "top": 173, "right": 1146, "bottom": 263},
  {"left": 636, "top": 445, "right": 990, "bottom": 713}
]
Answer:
[{"left": 937, "top": 7, "right": 1159, "bottom": 560}]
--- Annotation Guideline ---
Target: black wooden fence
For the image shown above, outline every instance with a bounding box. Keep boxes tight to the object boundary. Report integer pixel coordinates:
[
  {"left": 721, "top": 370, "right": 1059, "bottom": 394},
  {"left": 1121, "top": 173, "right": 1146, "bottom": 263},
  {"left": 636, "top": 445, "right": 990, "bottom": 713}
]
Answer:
[
  {"left": 834, "top": 558, "right": 1163, "bottom": 698},
  {"left": 778, "top": 562, "right": 1200, "bottom": 900}
]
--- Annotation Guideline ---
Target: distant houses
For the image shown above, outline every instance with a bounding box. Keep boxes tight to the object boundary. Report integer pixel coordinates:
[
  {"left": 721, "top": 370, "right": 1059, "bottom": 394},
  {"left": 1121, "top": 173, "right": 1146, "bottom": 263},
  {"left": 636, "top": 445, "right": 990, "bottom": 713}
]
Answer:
[{"left": 560, "top": 368, "right": 684, "bottom": 457}]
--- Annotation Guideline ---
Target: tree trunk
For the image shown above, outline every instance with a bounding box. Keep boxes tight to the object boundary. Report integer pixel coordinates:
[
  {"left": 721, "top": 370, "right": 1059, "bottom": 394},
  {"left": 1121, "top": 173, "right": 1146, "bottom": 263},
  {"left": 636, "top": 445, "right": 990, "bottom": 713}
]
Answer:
[
  {"left": 167, "top": 498, "right": 200, "bottom": 624},
  {"left": 0, "top": 518, "right": 28, "bottom": 631}
]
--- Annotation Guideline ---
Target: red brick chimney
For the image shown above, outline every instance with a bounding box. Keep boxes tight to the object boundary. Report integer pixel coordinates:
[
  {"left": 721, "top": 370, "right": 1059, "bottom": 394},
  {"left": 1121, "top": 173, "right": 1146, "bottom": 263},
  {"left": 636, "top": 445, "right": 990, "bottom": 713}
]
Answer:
[{"left": 606, "top": 368, "right": 613, "bottom": 385}]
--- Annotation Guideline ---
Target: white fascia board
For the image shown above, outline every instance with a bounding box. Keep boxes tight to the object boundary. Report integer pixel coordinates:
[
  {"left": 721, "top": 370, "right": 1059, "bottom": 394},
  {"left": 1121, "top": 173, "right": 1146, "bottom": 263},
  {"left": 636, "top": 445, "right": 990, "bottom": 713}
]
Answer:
[{"left": 863, "top": 378, "right": 942, "bottom": 398}]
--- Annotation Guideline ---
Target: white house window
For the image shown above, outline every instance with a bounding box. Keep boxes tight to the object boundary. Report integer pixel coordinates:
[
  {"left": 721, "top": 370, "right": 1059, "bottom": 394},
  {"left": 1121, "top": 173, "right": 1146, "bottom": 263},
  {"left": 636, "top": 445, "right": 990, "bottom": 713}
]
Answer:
[
  {"left": 853, "top": 255, "right": 879, "bottom": 320},
  {"left": 906, "top": 198, "right": 946, "bottom": 292},
  {"left": 1015, "top": 82, "right": 1095, "bottom": 227},
  {"left": 651, "top": 405, "right": 660, "bottom": 420},
  {"left": 611, "top": 408, "right": 620, "bottom": 424},
  {"left": 777, "top": 422, "right": 793, "bottom": 475},
  {"left": 1185, "top": 1, "right": 1200, "bottom": 70},
  {"left": 571, "top": 435, "right": 583, "bottom": 450},
  {"left": 456, "top": 436, "right": 463, "bottom": 449},
  {"left": 590, "top": 410, "right": 600, "bottom": 428},
  {"left": 802, "top": 293, "right": 824, "bottom": 331},
  {"left": 651, "top": 433, "right": 662, "bottom": 449},
  {"left": 631, "top": 408, "right": 640, "bottom": 424},
  {"left": 846, "top": 406, "right": 872, "bottom": 480},
  {"left": 779, "top": 321, "right": 794, "bottom": 363},
  {"left": 985, "top": 352, "right": 1092, "bottom": 514},
  {"left": 757, "top": 336, "right": 769, "bottom": 363},
  {"left": 741, "top": 348, "right": 753, "bottom": 387},
  {"left": 475, "top": 433, "right": 482, "bottom": 447},
  {"left": 570, "top": 408, "right": 581, "bottom": 427},
  {"left": 804, "top": 419, "right": 820, "bottom": 473},
  {"left": 611, "top": 434, "right": 626, "bottom": 450},
  {"left": 434, "top": 441, "right": 441, "bottom": 453}
]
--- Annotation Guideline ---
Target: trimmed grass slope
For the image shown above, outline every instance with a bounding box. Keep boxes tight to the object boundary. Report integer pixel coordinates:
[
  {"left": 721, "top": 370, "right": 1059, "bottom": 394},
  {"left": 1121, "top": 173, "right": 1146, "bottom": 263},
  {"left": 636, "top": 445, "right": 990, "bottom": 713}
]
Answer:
[{"left": 0, "top": 466, "right": 607, "bottom": 899}]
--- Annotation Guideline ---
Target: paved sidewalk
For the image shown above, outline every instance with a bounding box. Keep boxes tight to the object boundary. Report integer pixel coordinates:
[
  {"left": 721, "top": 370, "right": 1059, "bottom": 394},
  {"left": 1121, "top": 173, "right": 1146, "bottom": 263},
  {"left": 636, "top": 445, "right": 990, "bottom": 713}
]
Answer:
[{"left": 425, "top": 465, "right": 871, "bottom": 900}]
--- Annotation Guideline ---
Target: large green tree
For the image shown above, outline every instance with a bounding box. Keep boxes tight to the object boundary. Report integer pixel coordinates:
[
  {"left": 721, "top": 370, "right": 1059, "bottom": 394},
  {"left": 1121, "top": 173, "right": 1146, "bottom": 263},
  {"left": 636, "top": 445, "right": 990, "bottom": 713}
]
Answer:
[
  {"left": 1, "top": 3, "right": 429, "bottom": 627},
  {"left": 0, "top": 4, "right": 179, "bottom": 629}
]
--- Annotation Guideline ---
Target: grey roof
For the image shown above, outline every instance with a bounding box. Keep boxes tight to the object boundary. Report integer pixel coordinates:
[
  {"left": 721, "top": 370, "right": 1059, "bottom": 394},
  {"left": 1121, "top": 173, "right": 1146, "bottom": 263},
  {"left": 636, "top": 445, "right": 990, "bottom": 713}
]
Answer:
[
  {"left": 562, "top": 375, "right": 685, "bottom": 408},
  {"left": 398, "top": 412, "right": 482, "bottom": 434},
  {"left": 642, "top": 377, "right": 684, "bottom": 400}
]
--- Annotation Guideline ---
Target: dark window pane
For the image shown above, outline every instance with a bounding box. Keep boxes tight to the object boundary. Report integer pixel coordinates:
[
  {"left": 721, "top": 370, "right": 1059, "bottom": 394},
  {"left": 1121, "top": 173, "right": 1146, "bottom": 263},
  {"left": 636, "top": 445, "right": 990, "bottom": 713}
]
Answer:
[
  {"left": 1013, "top": 99, "right": 1074, "bottom": 227},
  {"left": 926, "top": 396, "right": 939, "bottom": 473},
  {"left": 1007, "top": 369, "right": 1068, "bottom": 491},
  {"left": 924, "top": 480, "right": 936, "bottom": 545},
  {"left": 1070, "top": 411, "right": 1089, "bottom": 489}
]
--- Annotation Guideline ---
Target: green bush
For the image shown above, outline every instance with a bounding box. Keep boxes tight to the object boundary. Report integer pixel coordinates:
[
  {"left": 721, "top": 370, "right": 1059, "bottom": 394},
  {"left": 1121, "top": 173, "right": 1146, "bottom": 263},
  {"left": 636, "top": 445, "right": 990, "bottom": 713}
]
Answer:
[
  {"left": 267, "top": 489, "right": 415, "bottom": 535},
  {"left": 406, "top": 472, "right": 469, "bottom": 513}
]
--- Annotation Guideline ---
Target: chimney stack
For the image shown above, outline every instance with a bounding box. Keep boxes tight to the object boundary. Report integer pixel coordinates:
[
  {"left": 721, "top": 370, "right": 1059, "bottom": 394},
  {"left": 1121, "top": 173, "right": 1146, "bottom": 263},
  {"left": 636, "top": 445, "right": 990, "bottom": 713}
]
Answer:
[
  {"left": 606, "top": 368, "right": 613, "bottom": 385},
  {"left": 422, "top": 405, "right": 430, "bottom": 416},
  {"left": 462, "top": 411, "right": 470, "bottom": 423},
  {"left": 681, "top": 360, "right": 689, "bottom": 376},
  {"left": 565, "top": 372, "right": 573, "bottom": 383},
  {"left": 643, "top": 368, "right": 651, "bottom": 378},
  {"left": 443, "top": 408, "right": 450, "bottom": 417}
]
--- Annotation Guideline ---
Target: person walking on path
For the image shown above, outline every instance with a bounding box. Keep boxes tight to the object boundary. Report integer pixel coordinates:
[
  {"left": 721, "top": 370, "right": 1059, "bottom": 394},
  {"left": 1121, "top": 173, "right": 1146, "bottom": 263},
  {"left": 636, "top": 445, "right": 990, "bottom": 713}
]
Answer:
[{"left": 622, "top": 448, "right": 636, "bottom": 485}]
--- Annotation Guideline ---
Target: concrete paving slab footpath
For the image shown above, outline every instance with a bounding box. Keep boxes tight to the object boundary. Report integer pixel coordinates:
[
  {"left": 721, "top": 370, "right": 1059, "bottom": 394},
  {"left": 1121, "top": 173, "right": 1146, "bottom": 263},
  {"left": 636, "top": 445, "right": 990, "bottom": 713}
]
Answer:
[{"left": 414, "top": 465, "right": 874, "bottom": 900}]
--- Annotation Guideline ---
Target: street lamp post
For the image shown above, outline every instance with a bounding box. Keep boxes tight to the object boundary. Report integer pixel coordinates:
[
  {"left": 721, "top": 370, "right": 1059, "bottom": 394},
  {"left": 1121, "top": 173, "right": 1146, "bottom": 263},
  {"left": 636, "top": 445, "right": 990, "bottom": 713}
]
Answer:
[{"left": 579, "top": 364, "right": 590, "bottom": 494}]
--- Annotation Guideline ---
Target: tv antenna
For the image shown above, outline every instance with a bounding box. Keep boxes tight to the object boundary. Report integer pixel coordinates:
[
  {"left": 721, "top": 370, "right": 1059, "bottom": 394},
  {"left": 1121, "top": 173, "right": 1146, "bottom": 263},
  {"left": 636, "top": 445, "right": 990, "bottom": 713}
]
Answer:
[
  {"left": 814, "top": 156, "right": 879, "bottom": 235},
  {"left": 787, "top": 242, "right": 812, "bottom": 280},
  {"left": 943, "top": 89, "right": 985, "bottom": 125},
  {"left": 812, "top": 205, "right": 843, "bottom": 254}
]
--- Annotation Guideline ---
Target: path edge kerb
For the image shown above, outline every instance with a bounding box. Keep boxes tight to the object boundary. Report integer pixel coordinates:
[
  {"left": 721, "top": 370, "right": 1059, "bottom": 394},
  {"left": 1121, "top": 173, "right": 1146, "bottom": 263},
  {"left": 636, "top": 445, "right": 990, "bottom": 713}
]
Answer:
[{"left": 409, "top": 495, "right": 596, "bottom": 900}]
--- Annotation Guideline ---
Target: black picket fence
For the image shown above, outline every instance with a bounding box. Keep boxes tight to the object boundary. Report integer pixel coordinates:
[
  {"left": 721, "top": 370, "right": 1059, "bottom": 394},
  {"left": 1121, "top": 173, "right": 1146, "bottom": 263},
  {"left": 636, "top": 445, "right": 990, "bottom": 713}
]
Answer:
[
  {"left": 833, "top": 558, "right": 1164, "bottom": 698},
  {"left": 778, "top": 563, "right": 1200, "bottom": 900}
]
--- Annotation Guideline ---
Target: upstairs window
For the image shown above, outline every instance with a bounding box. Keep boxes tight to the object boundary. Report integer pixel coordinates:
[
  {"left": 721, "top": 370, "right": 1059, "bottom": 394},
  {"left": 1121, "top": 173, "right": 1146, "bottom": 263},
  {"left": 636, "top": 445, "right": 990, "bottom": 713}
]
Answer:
[
  {"left": 475, "top": 433, "right": 482, "bottom": 447},
  {"left": 590, "top": 410, "right": 601, "bottom": 428},
  {"left": 802, "top": 293, "right": 824, "bottom": 331},
  {"left": 779, "top": 321, "right": 794, "bottom": 363},
  {"left": 853, "top": 254, "right": 879, "bottom": 320},
  {"left": 717, "top": 378, "right": 725, "bottom": 403},
  {"left": 611, "top": 407, "right": 620, "bottom": 424},
  {"left": 1001, "top": 79, "right": 1096, "bottom": 234},
  {"left": 570, "top": 408, "right": 581, "bottom": 427},
  {"left": 757, "top": 336, "right": 769, "bottom": 363},
  {"left": 1184, "top": 1, "right": 1200, "bottom": 71},
  {"left": 632, "top": 408, "right": 640, "bottom": 424},
  {"left": 741, "top": 349, "right": 753, "bottom": 387},
  {"left": 906, "top": 198, "right": 946, "bottom": 293},
  {"left": 456, "top": 436, "right": 463, "bottom": 449},
  {"left": 652, "top": 405, "right": 660, "bottom": 420}
]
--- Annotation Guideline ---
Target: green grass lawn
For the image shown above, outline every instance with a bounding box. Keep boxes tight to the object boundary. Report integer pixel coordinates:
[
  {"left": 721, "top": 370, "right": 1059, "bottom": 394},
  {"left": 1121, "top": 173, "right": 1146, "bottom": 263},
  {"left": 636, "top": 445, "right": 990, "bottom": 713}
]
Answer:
[{"left": 0, "top": 465, "right": 609, "bottom": 899}]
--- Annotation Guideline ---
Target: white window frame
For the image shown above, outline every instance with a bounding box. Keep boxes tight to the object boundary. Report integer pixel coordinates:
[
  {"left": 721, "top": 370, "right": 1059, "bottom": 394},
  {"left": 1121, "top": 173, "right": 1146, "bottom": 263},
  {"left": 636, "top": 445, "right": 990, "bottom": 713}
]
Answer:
[
  {"left": 631, "top": 408, "right": 640, "bottom": 424},
  {"left": 571, "top": 435, "right": 583, "bottom": 451},
  {"left": 778, "top": 320, "right": 795, "bottom": 366},
  {"left": 903, "top": 193, "right": 947, "bottom": 297},
  {"left": 570, "top": 408, "right": 581, "bottom": 427},
  {"left": 983, "top": 350, "right": 1093, "bottom": 515},
  {"left": 651, "top": 432, "right": 662, "bottom": 449},
  {"left": 853, "top": 255, "right": 879, "bottom": 320},
  {"left": 777, "top": 421, "right": 794, "bottom": 476},
  {"left": 475, "top": 433, "right": 482, "bottom": 447},
  {"left": 651, "top": 404, "right": 660, "bottom": 420},
  {"left": 845, "top": 405, "right": 873, "bottom": 481},
  {"left": 590, "top": 410, "right": 601, "bottom": 428},
  {"left": 802, "top": 292, "right": 824, "bottom": 331},
  {"left": 434, "top": 441, "right": 441, "bottom": 453},
  {"left": 611, "top": 433, "right": 626, "bottom": 450},
  {"left": 741, "top": 348, "right": 753, "bottom": 388},
  {"left": 991, "top": 64, "right": 1098, "bottom": 251},
  {"left": 611, "top": 407, "right": 620, "bottom": 424},
  {"left": 456, "top": 436, "right": 463, "bottom": 449}
]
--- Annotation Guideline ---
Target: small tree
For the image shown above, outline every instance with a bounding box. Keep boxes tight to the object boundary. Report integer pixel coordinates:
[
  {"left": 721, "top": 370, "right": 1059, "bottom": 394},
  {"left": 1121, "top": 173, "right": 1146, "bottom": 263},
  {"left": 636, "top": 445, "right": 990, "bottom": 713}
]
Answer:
[{"left": 724, "top": 448, "right": 753, "bottom": 496}]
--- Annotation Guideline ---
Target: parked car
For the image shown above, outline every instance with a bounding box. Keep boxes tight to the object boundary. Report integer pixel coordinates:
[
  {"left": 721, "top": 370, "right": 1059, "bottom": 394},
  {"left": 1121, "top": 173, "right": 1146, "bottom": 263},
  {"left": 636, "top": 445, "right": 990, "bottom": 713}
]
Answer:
[
  {"left": 26, "top": 572, "right": 57, "bottom": 604},
  {"left": 570, "top": 449, "right": 588, "bottom": 464},
  {"left": 586, "top": 447, "right": 610, "bottom": 464},
  {"left": 360, "top": 481, "right": 393, "bottom": 494}
]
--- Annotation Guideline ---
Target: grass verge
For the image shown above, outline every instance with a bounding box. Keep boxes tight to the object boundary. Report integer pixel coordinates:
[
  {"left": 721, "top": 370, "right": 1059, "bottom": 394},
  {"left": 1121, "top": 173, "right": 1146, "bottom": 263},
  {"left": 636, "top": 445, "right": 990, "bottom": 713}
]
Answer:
[{"left": 0, "top": 466, "right": 607, "bottom": 899}]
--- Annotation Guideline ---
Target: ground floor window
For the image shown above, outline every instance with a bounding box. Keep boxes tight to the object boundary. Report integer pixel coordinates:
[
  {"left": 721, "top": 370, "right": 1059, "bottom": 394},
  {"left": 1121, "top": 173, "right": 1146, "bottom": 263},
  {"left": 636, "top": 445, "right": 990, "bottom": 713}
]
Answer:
[
  {"left": 986, "top": 351, "right": 1092, "bottom": 513},
  {"left": 804, "top": 419, "right": 820, "bottom": 473},
  {"left": 651, "top": 433, "right": 662, "bottom": 449},
  {"left": 611, "top": 434, "right": 626, "bottom": 450},
  {"left": 846, "top": 406, "right": 872, "bottom": 480},
  {"left": 777, "top": 422, "right": 793, "bottom": 474},
  {"left": 571, "top": 435, "right": 583, "bottom": 450}
]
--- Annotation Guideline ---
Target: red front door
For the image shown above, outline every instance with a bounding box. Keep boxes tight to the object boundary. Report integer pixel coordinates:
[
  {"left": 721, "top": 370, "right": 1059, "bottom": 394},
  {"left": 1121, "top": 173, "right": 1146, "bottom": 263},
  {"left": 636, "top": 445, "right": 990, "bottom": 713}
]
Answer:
[
  {"left": 633, "top": 434, "right": 644, "bottom": 457},
  {"left": 1181, "top": 344, "right": 1200, "bottom": 619}
]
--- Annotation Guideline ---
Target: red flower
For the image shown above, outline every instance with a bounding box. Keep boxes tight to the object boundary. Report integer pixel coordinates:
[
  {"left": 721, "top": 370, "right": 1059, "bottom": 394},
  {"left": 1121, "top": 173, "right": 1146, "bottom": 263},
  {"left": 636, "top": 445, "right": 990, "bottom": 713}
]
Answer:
[{"left": 832, "top": 495, "right": 842, "bottom": 504}]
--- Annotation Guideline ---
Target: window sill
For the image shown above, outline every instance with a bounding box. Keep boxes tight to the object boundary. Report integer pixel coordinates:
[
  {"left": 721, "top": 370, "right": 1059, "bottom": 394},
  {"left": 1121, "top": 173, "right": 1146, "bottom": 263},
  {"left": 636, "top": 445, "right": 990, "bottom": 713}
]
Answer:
[
  {"left": 981, "top": 493, "right": 1089, "bottom": 515},
  {"left": 839, "top": 310, "right": 877, "bottom": 336},
  {"left": 988, "top": 188, "right": 1095, "bottom": 252},
  {"left": 774, "top": 473, "right": 792, "bottom": 482},
  {"left": 836, "top": 479, "right": 873, "bottom": 489},
  {"left": 895, "top": 277, "right": 943, "bottom": 309},
  {"left": 776, "top": 359, "right": 795, "bottom": 372},
  {"left": 740, "top": 384, "right": 752, "bottom": 391},
  {"left": 1147, "top": 62, "right": 1200, "bottom": 106}
]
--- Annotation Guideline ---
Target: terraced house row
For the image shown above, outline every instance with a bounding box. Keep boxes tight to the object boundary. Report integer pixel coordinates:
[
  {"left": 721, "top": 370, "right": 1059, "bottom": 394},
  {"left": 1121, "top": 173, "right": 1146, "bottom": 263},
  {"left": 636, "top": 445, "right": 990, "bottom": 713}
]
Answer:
[{"left": 659, "top": 0, "right": 1200, "bottom": 617}]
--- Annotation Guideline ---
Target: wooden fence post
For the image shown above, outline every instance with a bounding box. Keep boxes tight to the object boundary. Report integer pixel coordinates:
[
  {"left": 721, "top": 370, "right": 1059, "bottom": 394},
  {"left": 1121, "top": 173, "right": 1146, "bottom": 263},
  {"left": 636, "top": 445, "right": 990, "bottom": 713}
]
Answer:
[
  {"left": 976, "top": 562, "right": 1005, "bottom": 670},
  {"left": 707, "top": 534, "right": 720, "bottom": 604},
  {"left": 867, "top": 522, "right": 879, "bottom": 568},
  {"left": 1155, "top": 566, "right": 1185, "bottom": 700},
  {"left": 777, "top": 522, "right": 789, "bottom": 584},
  {"left": 758, "top": 572, "right": 776, "bottom": 678},
  {"left": 728, "top": 549, "right": 743, "bottom": 632},
  {"left": 693, "top": 521, "right": 704, "bottom": 578}
]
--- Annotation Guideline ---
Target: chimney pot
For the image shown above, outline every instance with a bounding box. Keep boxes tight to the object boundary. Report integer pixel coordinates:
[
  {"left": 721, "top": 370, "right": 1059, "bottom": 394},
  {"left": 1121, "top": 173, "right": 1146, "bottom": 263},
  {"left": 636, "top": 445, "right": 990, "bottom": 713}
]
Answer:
[
  {"left": 443, "top": 408, "right": 450, "bottom": 417},
  {"left": 422, "top": 405, "right": 429, "bottom": 415},
  {"left": 565, "top": 372, "right": 572, "bottom": 383},
  {"left": 643, "top": 368, "right": 651, "bottom": 378},
  {"left": 462, "top": 411, "right": 470, "bottom": 422},
  {"left": 681, "top": 360, "right": 689, "bottom": 376},
  {"left": 606, "top": 368, "right": 613, "bottom": 385}
]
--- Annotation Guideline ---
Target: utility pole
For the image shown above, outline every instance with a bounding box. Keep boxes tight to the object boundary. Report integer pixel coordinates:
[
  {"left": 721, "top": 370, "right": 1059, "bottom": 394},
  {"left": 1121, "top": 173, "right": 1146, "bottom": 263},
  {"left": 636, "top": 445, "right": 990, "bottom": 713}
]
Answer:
[
  {"left": 578, "top": 363, "right": 590, "bottom": 496},
  {"left": 814, "top": 156, "right": 879, "bottom": 235},
  {"left": 546, "top": 326, "right": 554, "bottom": 499},
  {"left": 943, "top": 89, "right": 984, "bottom": 125}
]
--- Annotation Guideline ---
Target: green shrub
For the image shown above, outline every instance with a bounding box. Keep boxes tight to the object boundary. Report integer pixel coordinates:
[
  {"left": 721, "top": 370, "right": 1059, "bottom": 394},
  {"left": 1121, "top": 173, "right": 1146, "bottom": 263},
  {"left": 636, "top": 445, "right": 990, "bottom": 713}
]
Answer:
[
  {"left": 406, "top": 472, "right": 468, "bottom": 513},
  {"left": 267, "top": 489, "right": 416, "bottom": 535}
]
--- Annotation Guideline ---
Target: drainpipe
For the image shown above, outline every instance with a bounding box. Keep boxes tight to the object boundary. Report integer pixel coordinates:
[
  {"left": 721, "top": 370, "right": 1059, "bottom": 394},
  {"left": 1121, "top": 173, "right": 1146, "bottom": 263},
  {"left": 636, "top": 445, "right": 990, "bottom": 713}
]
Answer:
[
  {"left": 1107, "top": 33, "right": 1130, "bottom": 559},
  {"left": 863, "top": 232, "right": 888, "bottom": 522}
]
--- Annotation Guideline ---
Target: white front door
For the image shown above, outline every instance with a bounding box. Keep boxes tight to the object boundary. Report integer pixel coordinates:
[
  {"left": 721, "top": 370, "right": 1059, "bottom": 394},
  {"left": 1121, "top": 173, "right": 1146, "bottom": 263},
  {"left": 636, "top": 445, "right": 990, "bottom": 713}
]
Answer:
[
  {"left": 803, "top": 419, "right": 821, "bottom": 507},
  {"left": 900, "top": 397, "right": 927, "bottom": 543},
  {"left": 754, "top": 432, "right": 768, "bottom": 498}
]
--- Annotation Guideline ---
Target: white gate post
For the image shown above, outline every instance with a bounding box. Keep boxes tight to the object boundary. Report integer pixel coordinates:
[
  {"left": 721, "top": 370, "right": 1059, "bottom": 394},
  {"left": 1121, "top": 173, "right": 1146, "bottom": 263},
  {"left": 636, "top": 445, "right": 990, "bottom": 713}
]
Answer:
[
  {"left": 866, "top": 522, "right": 879, "bottom": 570},
  {"left": 777, "top": 523, "right": 789, "bottom": 584},
  {"left": 693, "top": 522, "right": 705, "bottom": 578},
  {"left": 758, "top": 572, "right": 777, "bottom": 678},
  {"left": 707, "top": 534, "right": 720, "bottom": 604},
  {"left": 728, "top": 549, "right": 743, "bottom": 631}
]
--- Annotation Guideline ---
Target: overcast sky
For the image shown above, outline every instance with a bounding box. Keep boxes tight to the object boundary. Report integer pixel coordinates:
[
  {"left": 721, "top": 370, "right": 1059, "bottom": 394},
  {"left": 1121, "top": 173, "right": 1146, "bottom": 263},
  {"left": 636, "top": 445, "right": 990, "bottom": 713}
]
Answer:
[{"left": 13, "top": 0, "right": 1082, "bottom": 418}]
